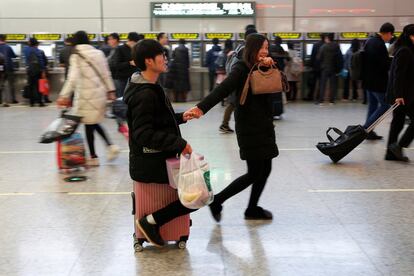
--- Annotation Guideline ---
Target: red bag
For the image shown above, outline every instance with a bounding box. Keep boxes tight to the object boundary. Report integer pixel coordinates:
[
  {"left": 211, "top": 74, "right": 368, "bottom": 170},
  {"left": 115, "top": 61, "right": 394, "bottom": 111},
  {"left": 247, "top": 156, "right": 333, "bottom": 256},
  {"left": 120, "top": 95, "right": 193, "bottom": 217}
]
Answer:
[{"left": 38, "top": 78, "right": 49, "bottom": 95}]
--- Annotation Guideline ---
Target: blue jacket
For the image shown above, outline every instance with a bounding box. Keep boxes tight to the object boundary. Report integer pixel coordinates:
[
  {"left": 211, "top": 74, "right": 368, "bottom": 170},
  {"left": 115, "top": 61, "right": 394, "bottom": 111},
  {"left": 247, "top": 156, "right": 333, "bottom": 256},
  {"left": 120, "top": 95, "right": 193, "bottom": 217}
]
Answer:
[
  {"left": 23, "top": 46, "right": 46, "bottom": 70},
  {"left": 205, "top": 45, "right": 222, "bottom": 72},
  {"left": 0, "top": 43, "right": 17, "bottom": 71}
]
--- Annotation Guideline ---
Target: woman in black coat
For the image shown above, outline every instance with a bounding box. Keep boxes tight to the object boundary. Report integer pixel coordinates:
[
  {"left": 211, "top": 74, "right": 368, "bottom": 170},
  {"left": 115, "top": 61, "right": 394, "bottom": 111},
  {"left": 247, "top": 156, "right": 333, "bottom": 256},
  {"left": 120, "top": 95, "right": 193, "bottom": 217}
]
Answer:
[
  {"left": 386, "top": 24, "right": 414, "bottom": 162},
  {"left": 166, "top": 39, "right": 191, "bottom": 102},
  {"left": 185, "top": 34, "right": 279, "bottom": 221}
]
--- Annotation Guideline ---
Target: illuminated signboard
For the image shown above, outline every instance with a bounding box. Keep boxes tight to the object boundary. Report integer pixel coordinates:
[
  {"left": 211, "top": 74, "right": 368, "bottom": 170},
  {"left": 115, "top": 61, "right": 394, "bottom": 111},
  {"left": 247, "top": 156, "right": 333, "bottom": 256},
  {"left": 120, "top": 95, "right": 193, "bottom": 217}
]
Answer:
[
  {"left": 204, "top": 33, "right": 234, "bottom": 40},
  {"left": 307, "top": 32, "right": 323, "bottom": 39},
  {"left": 32, "top": 33, "right": 63, "bottom": 41},
  {"left": 142, "top": 33, "right": 158, "bottom": 39},
  {"left": 101, "top": 33, "right": 129, "bottom": 41},
  {"left": 394, "top": 32, "right": 402, "bottom": 38},
  {"left": 5, "top": 34, "right": 27, "bottom": 41},
  {"left": 152, "top": 2, "right": 255, "bottom": 17},
  {"left": 340, "top": 32, "right": 370, "bottom": 39},
  {"left": 272, "top": 32, "right": 302, "bottom": 40},
  {"left": 169, "top": 33, "right": 200, "bottom": 40},
  {"left": 67, "top": 33, "right": 98, "bottom": 41},
  {"left": 238, "top": 32, "right": 267, "bottom": 40}
]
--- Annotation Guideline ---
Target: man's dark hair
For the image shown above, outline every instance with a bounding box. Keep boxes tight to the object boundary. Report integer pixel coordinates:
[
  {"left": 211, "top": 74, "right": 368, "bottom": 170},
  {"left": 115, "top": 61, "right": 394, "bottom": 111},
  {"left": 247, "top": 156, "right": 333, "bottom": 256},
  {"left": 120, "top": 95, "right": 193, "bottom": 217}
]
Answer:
[
  {"left": 64, "top": 37, "right": 74, "bottom": 44},
  {"left": 212, "top": 38, "right": 219, "bottom": 45},
  {"left": 108, "top": 32, "right": 120, "bottom": 41},
  {"left": 132, "top": 39, "right": 164, "bottom": 71},
  {"left": 128, "top": 32, "right": 140, "bottom": 42},
  {"left": 0, "top": 34, "right": 6, "bottom": 42},
  {"left": 73, "top": 31, "right": 90, "bottom": 45},
  {"left": 394, "top": 24, "right": 414, "bottom": 50},
  {"left": 274, "top": 36, "right": 282, "bottom": 45},
  {"left": 179, "top": 39, "right": 186, "bottom": 45},
  {"left": 245, "top": 24, "right": 256, "bottom": 31},
  {"left": 320, "top": 33, "right": 326, "bottom": 41},
  {"left": 157, "top": 32, "right": 166, "bottom": 41},
  {"left": 287, "top": 42, "right": 294, "bottom": 50},
  {"left": 29, "top": 38, "right": 39, "bottom": 46},
  {"left": 137, "top": 34, "right": 145, "bottom": 41},
  {"left": 380, "top": 22, "right": 395, "bottom": 34},
  {"left": 326, "top": 33, "right": 335, "bottom": 42},
  {"left": 245, "top": 28, "right": 258, "bottom": 40}
]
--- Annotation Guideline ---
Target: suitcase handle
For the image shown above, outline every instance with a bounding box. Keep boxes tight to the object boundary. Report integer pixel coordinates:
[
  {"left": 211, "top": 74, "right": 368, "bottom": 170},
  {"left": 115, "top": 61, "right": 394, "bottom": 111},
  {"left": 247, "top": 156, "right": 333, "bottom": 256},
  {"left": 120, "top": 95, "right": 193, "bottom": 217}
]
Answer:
[
  {"left": 366, "top": 103, "right": 399, "bottom": 133},
  {"left": 326, "top": 127, "right": 344, "bottom": 143},
  {"left": 131, "top": 192, "right": 136, "bottom": 215}
]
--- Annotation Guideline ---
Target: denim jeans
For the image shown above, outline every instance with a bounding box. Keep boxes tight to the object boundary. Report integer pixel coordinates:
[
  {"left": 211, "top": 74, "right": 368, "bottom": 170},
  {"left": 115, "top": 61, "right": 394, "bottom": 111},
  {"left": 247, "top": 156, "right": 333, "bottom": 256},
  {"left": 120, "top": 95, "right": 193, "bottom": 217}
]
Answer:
[
  {"left": 114, "top": 79, "right": 128, "bottom": 98},
  {"left": 363, "top": 90, "right": 390, "bottom": 129},
  {"left": 318, "top": 70, "right": 338, "bottom": 103}
]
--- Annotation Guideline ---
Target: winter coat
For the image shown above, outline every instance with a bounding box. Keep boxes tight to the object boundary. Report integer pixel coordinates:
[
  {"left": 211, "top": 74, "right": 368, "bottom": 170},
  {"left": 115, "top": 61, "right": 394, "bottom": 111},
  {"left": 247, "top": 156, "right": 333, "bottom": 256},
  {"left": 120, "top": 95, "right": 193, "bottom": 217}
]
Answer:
[
  {"left": 124, "top": 73, "right": 187, "bottom": 183},
  {"left": 362, "top": 34, "right": 391, "bottom": 93},
  {"left": 197, "top": 61, "right": 279, "bottom": 161},
  {"left": 310, "top": 40, "right": 325, "bottom": 72},
  {"left": 269, "top": 44, "right": 289, "bottom": 71},
  {"left": 317, "top": 42, "right": 343, "bottom": 73},
  {"left": 285, "top": 49, "right": 301, "bottom": 82},
  {"left": 112, "top": 44, "right": 137, "bottom": 80},
  {"left": 59, "top": 44, "right": 115, "bottom": 125},
  {"left": 165, "top": 45, "right": 191, "bottom": 92},
  {"left": 205, "top": 44, "right": 222, "bottom": 72},
  {"left": 344, "top": 48, "right": 353, "bottom": 71},
  {"left": 0, "top": 43, "right": 17, "bottom": 71},
  {"left": 387, "top": 46, "right": 414, "bottom": 107}
]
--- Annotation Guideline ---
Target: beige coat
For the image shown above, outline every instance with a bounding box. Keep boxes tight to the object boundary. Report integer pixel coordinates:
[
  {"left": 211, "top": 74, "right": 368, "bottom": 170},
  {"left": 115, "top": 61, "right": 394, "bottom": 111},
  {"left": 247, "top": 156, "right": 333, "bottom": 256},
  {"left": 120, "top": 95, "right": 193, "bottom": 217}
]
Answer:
[{"left": 60, "top": 44, "right": 115, "bottom": 124}]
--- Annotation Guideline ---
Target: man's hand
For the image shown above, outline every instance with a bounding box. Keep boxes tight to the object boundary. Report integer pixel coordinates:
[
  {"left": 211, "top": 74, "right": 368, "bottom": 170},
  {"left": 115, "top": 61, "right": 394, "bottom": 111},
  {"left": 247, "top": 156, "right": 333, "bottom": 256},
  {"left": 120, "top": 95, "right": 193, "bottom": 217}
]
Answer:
[
  {"left": 395, "top": 98, "right": 405, "bottom": 106},
  {"left": 183, "top": 107, "right": 204, "bottom": 121},
  {"left": 107, "top": 91, "right": 117, "bottom": 101},
  {"left": 182, "top": 143, "right": 193, "bottom": 156}
]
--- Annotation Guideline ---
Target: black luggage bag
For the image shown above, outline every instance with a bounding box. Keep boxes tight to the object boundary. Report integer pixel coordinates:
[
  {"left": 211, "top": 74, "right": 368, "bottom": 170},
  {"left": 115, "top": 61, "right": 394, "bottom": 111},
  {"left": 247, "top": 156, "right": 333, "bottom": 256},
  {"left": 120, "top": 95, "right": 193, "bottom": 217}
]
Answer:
[{"left": 316, "top": 103, "right": 399, "bottom": 163}]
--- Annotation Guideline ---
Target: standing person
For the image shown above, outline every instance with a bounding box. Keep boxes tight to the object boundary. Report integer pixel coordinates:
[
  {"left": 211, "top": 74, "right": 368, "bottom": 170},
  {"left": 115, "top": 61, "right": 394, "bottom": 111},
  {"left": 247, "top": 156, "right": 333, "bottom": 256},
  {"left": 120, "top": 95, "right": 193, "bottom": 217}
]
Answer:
[
  {"left": 59, "top": 37, "right": 74, "bottom": 79},
  {"left": 156, "top": 32, "right": 170, "bottom": 88},
  {"left": 205, "top": 38, "right": 222, "bottom": 92},
  {"left": 166, "top": 39, "right": 191, "bottom": 102},
  {"left": 385, "top": 24, "right": 414, "bottom": 162},
  {"left": 185, "top": 33, "right": 279, "bottom": 221},
  {"left": 57, "top": 31, "right": 120, "bottom": 166},
  {"left": 124, "top": 39, "right": 196, "bottom": 247},
  {"left": 343, "top": 39, "right": 360, "bottom": 101},
  {"left": 39, "top": 48, "right": 52, "bottom": 104},
  {"left": 112, "top": 32, "right": 140, "bottom": 98},
  {"left": 285, "top": 42, "right": 302, "bottom": 101},
  {"left": 0, "top": 34, "right": 18, "bottom": 106},
  {"left": 317, "top": 33, "right": 343, "bottom": 105},
  {"left": 106, "top": 33, "right": 120, "bottom": 83},
  {"left": 305, "top": 33, "right": 326, "bottom": 101},
  {"left": 362, "top": 23, "right": 395, "bottom": 140},
  {"left": 99, "top": 36, "right": 112, "bottom": 57},
  {"left": 24, "top": 38, "right": 47, "bottom": 107}
]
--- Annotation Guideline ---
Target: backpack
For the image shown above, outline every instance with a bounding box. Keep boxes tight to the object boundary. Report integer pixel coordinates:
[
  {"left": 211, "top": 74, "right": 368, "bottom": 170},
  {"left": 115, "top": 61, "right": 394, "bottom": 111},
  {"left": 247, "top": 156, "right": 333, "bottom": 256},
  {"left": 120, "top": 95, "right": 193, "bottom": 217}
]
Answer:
[
  {"left": 27, "top": 50, "right": 42, "bottom": 77},
  {"left": 214, "top": 51, "right": 226, "bottom": 72},
  {"left": 225, "top": 44, "right": 244, "bottom": 74},
  {"left": 289, "top": 56, "right": 304, "bottom": 76},
  {"left": 350, "top": 50, "right": 364, "bottom": 81}
]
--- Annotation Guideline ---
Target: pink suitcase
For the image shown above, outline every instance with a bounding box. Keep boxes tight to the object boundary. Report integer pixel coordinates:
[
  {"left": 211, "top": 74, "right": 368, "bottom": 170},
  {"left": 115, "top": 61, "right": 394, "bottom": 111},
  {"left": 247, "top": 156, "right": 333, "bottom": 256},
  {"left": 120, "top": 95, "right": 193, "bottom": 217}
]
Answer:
[{"left": 131, "top": 181, "right": 191, "bottom": 252}]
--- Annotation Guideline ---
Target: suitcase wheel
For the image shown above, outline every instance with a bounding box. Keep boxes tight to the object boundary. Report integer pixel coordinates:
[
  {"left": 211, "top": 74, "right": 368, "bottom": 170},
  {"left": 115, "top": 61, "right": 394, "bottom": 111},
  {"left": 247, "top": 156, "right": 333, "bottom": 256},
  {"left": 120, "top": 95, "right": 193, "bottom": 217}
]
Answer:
[
  {"left": 176, "top": 240, "right": 186, "bottom": 249},
  {"left": 133, "top": 233, "right": 144, "bottom": 252}
]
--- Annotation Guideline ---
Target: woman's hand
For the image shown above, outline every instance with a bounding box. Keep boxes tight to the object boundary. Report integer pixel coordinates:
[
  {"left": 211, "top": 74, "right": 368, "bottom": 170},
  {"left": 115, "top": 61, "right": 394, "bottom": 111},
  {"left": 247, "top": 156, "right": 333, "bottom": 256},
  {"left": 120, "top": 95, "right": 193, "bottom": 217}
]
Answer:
[
  {"left": 56, "top": 97, "right": 70, "bottom": 108},
  {"left": 183, "top": 106, "right": 204, "bottom": 121},
  {"left": 182, "top": 143, "right": 193, "bottom": 155},
  {"left": 395, "top": 98, "right": 405, "bottom": 106},
  {"left": 259, "top": 57, "right": 275, "bottom": 67},
  {"left": 107, "top": 91, "right": 117, "bottom": 101}
]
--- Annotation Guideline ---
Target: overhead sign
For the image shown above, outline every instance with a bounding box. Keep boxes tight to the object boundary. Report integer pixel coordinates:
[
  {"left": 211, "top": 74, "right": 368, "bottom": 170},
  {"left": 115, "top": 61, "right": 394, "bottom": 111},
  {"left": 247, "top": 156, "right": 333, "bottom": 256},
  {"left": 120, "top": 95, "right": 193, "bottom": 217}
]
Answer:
[
  {"left": 152, "top": 2, "right": 255, "bottom": 17},
  {"left": 142, "top": 33, "right": 158, "bottom": 39},
  {"left": 32, "top": 33, "right": 63, "bottom": 41},
  {"left": 272, "top": 32, "right": 302, "bottom": 40},
  {"left": 238, "top": 32, "right": 268, "bottom": 40},
  {"left": 204, "top": 33, "right": 234, "bottom": 40},
  {"left": 307, "top": 32, "right": 323, "bottom": 39},
  {"left": 101, "top": 33, "right": 129, "bottom": 41},
  {"left": 169, "top": 33, "right": 200, "bottom": 40},
  {"left": 394, "top": 32, "right": 402, "bottom": 38},
  {"left": 340, "top": 32, "right": 370, "bottom": 39},
  {"left": 5, "top": 34, "right": 27, "bottom": 41},
  {"left": 66, "top": 33, "right": 98, "bottom": 41}
]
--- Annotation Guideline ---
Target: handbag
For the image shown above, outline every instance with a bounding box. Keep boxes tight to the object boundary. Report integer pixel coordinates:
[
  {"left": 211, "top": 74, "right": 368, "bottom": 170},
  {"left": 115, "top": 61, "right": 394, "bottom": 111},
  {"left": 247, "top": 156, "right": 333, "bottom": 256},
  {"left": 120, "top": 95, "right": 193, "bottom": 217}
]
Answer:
[
  {"left": 38, "top": 78, "right": 50, "bottom": 95},
  {"left": 240, "top": 62, "right": 289, "bottom": 105}
]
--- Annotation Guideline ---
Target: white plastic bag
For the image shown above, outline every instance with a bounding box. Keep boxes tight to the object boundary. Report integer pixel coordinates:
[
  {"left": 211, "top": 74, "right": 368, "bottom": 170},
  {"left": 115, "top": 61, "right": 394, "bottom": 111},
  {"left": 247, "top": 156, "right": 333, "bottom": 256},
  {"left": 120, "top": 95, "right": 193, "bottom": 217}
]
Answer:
[{"left": 177, "top": 153, "right": 214, "bottom": 209}]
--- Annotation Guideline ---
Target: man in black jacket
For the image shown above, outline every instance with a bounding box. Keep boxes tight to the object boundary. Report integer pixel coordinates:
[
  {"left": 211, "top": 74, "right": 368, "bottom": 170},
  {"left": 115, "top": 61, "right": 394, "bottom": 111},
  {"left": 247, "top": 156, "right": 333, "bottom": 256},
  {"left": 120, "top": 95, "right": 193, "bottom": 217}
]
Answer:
[
  {"left": 362, "top": 23, "right": 395, "bottom": 140},
  {"left": 112, "top": 32, "right": 141, "bottom": 97},
  {"left": 305, "top": 33, "right": 325, "bottom": 101},
  {"left": 124, "top": 39, "right": 194, "bottom": 247}
]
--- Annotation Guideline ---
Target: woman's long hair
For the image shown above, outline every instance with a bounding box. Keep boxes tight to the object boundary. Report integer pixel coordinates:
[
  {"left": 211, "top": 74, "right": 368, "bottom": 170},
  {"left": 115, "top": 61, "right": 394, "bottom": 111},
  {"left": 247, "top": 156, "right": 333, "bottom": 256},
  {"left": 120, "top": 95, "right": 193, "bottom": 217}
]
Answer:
[
  {"left": 394, "top": 24, "right": 414, "bottom": 51},
  {"left": 243, "top": 33, "right": 268, "bottom": 68},
  {"left": 73, "top": 30, "right": 90, "bottom": 45},
  {"left": 224, "top": 39, "right": 233, "bottom": 55}
]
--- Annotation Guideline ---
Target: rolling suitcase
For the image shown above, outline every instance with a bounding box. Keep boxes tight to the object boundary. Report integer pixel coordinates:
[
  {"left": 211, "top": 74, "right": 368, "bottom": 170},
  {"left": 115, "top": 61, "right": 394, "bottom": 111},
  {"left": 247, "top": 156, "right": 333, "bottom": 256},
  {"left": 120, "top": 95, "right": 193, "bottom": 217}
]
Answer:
[
  {"left": 131, "top": 181, "right": 190, "bottom": 252},
  {"left": 57, "top": 132, "right": 86, "bottom": 173},
  {"left": 316, "top": 103, "right": 399, "bottom": 163}
]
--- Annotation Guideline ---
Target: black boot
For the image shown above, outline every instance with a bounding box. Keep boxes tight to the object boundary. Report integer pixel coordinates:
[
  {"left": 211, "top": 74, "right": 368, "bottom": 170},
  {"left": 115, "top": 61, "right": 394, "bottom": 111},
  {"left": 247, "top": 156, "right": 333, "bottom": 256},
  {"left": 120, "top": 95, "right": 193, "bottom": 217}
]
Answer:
[
  {"left": 209, "top": 201, "right": 223, "bottom": 222},
  {"left": 136, "top": 217, "right": 165, "bottom": 247},
  {"left": 387, "top": 144, "right": 409, "bottom": 162},
  {"left": 244, "top": 206, "right": 273, "bottom": 220}
]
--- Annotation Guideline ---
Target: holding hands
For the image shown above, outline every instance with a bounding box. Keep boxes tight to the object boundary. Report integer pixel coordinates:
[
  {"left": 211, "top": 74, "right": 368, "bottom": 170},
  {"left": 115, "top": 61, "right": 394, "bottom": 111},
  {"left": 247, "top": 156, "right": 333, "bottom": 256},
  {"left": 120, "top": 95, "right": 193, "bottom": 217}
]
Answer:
[{"left": 183, "top": 106, "right": 204, "bottom": 121}]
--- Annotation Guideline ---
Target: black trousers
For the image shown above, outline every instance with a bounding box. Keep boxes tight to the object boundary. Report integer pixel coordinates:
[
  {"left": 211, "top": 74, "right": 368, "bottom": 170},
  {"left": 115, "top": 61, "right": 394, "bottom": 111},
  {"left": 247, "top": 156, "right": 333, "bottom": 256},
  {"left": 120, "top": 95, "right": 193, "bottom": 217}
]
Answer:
[
  {"left": 387, "top": 105, "right": 414, "bottom": 148},
  {"left": 153, "top": 200, "right": 197, "bottom": 226},
  {"left": 84, "top": 124, "right": 112, "bottom": 158},
  {"left": 214, "top": 159, "right": 272, "bottom": 209},
  {"left": 28, "top": 74, "right": 42, "bottom": 105},
  {"left": 208, "top": 70, "right": 216, "bottom": 92},
  {"left": 343, "top": 74, "right": 359, "bottom": 100},
  {"left": 0, "top": 71, "right": 17, "bottom": 103},
  {"left": 307, "top": 71, "right": 321, "bottom": 100},
  {"left": 287, "top": 81, "right": 298, "bottom": 101}
]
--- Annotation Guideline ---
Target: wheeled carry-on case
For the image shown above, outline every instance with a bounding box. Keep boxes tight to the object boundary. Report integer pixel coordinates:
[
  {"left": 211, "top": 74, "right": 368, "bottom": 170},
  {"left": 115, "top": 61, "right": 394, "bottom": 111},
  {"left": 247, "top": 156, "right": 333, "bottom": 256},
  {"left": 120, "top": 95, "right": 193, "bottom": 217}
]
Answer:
[{"left": 131, "top": 181, "right": 191, "bottom": 252}]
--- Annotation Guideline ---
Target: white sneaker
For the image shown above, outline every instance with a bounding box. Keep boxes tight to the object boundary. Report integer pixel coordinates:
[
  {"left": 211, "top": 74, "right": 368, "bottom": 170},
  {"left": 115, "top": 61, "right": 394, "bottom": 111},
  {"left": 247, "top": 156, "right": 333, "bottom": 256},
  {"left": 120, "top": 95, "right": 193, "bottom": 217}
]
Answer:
[
  {"left": 107, "top": 145, "right": 120, "bottom": 161},
  {"left": 87, "top": 157, "right": 100, "bottom": 167}
]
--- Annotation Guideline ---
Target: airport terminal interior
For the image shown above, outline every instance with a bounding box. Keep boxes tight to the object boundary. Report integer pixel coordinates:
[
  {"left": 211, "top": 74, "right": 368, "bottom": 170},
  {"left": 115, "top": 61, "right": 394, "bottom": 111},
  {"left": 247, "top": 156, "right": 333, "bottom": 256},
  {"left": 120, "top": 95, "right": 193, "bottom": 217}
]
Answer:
[{"left": 1, "top": 0, "right": 414, "bottom": 275}]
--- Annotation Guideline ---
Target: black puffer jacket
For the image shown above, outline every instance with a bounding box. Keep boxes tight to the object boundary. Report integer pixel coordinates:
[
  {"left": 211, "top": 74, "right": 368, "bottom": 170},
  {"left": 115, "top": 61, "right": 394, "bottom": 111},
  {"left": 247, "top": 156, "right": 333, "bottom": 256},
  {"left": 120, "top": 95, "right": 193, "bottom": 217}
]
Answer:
[
  {"left": 113, "top": 44, "right": 137, "bottom": 80},
  {"left": 197, "top": 61, "right": 279, "bottom": 160},
  {"left": 124, "top": 73, "right": 187, "bottom": 183}
]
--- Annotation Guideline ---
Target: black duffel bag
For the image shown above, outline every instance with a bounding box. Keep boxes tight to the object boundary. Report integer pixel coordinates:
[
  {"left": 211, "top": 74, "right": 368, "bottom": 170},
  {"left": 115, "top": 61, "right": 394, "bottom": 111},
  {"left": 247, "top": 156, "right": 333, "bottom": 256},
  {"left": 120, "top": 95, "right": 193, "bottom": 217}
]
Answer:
[
  {"left": 316, "top": 125, "right": 368, "bottom": 163},
  {"left": 39, "top": 110, "right": 82, "bottom": 144}
]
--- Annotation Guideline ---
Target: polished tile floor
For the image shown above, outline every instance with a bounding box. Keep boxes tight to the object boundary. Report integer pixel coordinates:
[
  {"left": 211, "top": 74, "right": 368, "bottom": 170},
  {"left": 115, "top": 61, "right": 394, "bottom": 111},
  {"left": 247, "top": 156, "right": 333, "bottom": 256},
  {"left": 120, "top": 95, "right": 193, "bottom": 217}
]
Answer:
[{"left": 0, "top": 102, "right": 413, "bottom": 276}]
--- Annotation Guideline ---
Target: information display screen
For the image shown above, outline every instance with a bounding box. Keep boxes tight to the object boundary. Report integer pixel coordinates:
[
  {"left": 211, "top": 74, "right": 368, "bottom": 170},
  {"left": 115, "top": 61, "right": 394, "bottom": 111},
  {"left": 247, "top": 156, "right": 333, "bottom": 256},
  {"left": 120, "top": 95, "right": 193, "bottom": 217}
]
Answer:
[
  {"left": 339, "top": 43, "right": 350, "bottom": 55},
  {"left": 306, "top": 44, "right": 314, "bottom": 56},
  {"left": 152, "top": 2, "right": 255, "bottom": 17},
  {"left": 38, "top": 45, "right": 54, "bottom": 57},
  {"left": 10, "top": 44, "right": 21, "bottom": 56}
]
